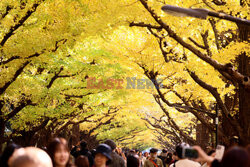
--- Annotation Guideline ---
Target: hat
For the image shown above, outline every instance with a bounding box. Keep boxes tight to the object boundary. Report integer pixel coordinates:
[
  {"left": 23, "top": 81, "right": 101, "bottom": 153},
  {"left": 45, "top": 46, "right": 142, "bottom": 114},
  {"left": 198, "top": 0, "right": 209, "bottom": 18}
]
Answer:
[
  {"left": 150, "top": 148, "right": 158, "bottom": 153},
  {"left": 95, "top": 144, "right": 112, "bottom": 161},
  {"left": 104, "top": 139, "right": 116, "bottom": 150}
]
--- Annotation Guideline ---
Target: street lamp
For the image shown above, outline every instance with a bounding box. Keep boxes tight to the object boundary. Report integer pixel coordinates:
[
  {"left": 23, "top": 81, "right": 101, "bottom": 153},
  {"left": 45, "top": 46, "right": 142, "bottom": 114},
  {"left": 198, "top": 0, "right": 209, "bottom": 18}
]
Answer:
[{"left": 161, "top": 5, "right": 250, "bottom": 25}]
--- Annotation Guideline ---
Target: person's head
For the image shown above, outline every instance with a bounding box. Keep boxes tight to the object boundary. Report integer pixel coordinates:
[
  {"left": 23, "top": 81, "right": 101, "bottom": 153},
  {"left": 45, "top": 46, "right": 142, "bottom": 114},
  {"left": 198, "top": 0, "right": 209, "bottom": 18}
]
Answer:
[
  {"left": 176, "top": 143, "right": 190, "bottom": 159},
  {"left": 207, "top": 149, "right": 216, "bottom": 157},
  {"left": 104, "top": 139, "right": 116, "bottom": 151},
  {"left": 149, "top": 148, "right": 158, "bottom": 159},
  {"left": 167, "top": 152, "right": 172, "bottom": 158},
  {"left": 162, "top": 149, "right": 167, "bottom": 154},
  {"left": 9, "top": 147, "right": 52, "bottom": 167},
  {"left": 221, "top": 146, "right": 250, "bottom": 167},
  {"left": 166, "top": 152, "right": 173, "bottom": 164},
  {"left": 80, "top": 141, "right": 87, "bottom": 150},
  {"left": 0, "top": 143, "right": 21, "bottom": 167},
  {"left": 160, "top": 149, "right": 168, "bottom": 156},
  {"left": 138, "top": 151, "right": 142, "bottom": 157},
  {"left": 129, "top": 149, "right": 136, "bottom": 155},
  {"left": 205, "top": 146, "right": 213, "bottom": 153},
  {"left": 75, "top": 155, "right": 89, "bottom": 167},
  {"left": 90, "top": 149, "right": 96, "bottom": 156},
  {"left": 115, "top": 147, "right": 122, "bottom": 154},
  {"left": 94, "top": 144, "right": 112, "bottom": 167},
  {"left": 144, "top": 152, "right": 149, "bottom": 157},
  {"left": 127, "top": 155, "right": 139, "bottom": 167},
  {"left": 172, "top": 151, "right": 178, "bottom": 160},
  {"left": 47, "top": 137, "right": 71, "bottom": 167}
]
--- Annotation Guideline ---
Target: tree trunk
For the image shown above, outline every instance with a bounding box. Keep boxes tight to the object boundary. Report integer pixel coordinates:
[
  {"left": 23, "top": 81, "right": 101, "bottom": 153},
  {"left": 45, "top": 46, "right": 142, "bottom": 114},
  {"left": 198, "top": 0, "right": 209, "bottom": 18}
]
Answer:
[
  {"left": 238, "top": 24, "right": 250, "bottom": 146},
  {"left": 0, "top": 119, "right": 5, "bottom": 153}
]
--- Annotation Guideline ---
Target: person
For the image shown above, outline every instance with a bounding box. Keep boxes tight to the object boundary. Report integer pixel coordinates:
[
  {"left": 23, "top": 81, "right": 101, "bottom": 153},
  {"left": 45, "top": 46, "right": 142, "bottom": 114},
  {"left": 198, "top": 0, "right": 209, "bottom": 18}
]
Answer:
[
  {"left": 129, "top": 149, "right": 136, "bottom": 156},
  {"left": 144, "top": 148, "right": 164, "bottom": 167},
  {"left": 8, "top": 147, "right": 52, "bottom": 167},
  {"left": 127, "top": 155, "right": 140, "bottom": 167},
  {"left": 116, "top": 147, "right": 127, "bottom": 164},
  {"left": 169, "top": 143, "right": 200, "bottom": 167},
  {"left": 93, "top": 144, "right": 112, "bottom": 167},
  {"left": 104, "top": 139, "right": 125, "bottom": 167},
  {"left": 138, "top": 151, "right": 143, "bottom": 167},
  {"left": 158, "top": 149, "right": 168, "bottom": 167},
  {"left": 201, "top": 149, "right": 215, "bottom": 167},
  {"left": 75, "top": 155, "right": 89, "bottom": 167},
  {"left": 144, "top": 152, "right": 149, "bottom": 158},
  {"left": 194, "top": 145, "right": 250, "bottom": 167},
  {"left": 0, "top": 143, "right": 21, "bottom": 167},
  {"left": 71, "top": 140, "right": 94, "bottom": 167},
  {"left": 47, "top": 137, "right": 74, "bottom": 167},
  {"left": 141, "top": 152, "right": 148, "bottom": 166},
  {"left": 165, "top": 152, "right": 173, "bottom": 167},
  {"left": 169, "top": 152, "right": 178, "bottom": 166}
]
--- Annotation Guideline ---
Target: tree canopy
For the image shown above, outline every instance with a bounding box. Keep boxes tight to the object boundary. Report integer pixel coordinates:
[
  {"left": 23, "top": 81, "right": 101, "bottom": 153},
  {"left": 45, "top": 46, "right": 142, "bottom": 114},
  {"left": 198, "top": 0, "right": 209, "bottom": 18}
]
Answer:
[{"left": 0, "top": 0, "right": 249, "bottom": 152}]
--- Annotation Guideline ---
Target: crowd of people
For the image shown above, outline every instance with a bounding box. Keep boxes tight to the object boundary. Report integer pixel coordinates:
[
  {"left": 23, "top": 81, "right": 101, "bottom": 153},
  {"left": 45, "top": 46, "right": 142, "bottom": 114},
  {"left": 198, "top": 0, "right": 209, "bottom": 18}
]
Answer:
[{"left": 0, "top": 137, "right": 249, "bottom": 167}]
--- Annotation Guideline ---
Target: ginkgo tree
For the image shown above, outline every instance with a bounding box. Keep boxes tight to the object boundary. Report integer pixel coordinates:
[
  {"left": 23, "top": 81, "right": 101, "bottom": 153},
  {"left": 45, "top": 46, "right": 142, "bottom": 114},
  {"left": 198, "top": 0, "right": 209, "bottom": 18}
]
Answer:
[
  {"left": 0, "top": 0, "right": 163, "bottom": 152},
  {"left": 102, "top": 26, "right": 205, "bottom": 147},
  {"left": 1, "top": 0, "right": 249, "bottom": 153},
  {"left": 135, "top": 0, "right": 249, "bottom": 146},
  {"left": 98, "top": 0, "right": 249, "bottom": 146},
  {"left": 0, "top": 0, "right": 128, "bottom": 149}
]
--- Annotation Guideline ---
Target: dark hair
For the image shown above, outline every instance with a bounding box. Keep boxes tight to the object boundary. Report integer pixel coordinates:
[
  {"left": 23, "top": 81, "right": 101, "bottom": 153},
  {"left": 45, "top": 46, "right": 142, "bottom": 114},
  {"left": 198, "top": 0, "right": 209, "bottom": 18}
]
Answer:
[
  {"left": 0, "top": 143, "right": 21, "bottom": 167},
  {"left": 175, "top": 145, "right": 182, "bottom": 158},
  {"left": 166, "top": 152, "right": 173, "bottom": 164},
  {"left": 150, "top": 148, "right": 158, "bottom": 153},
  {"left": 173, "top": 151, "right": 177, "bottom": 156},
  {"left": 221, "top": 146, "right": 250, "bottom": 167},
  {"left": 75, "top": 155, "right": 89, "bottom": 167},
  {"left": 127, "top": 155, "right": 139, "bottom": 167},
  {"left": 104, "top": 139, "right": 116, "bottom": 150},
  {"left": 138, "top": 151, "right": 142, "bottom": 156},
  {"left": 47, "top": 137, "right": 73, "bottom": 167},
  {"left": 80, "top": 141, "right": 87, "bottom": 150},
  {"left": 207, "top": 149, "right": 215, "bottom": 156},
  {"left": 162, "top": 149, "right": 168, "bottom": 153},
  {"left": 90, "top": 149, "right": 96, "bottom": 156},
  {"left": 175, "top": 143, "right": 190, "bottom": 159}
]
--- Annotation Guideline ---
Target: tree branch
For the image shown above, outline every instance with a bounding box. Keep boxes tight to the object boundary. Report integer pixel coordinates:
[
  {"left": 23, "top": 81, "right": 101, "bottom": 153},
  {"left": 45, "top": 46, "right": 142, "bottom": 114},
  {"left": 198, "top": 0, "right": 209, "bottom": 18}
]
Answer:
[
  {"left": 0, "top": 5, "right": 13, "bottom": 21},
  {"left": 54, "top": 114, "right": 95, "bottom": 136},
  {"left": 212, "top": 0, "right": 226, "bottom": 6},
  {"left": 201, "top": 30, "right": 212, "bottom": 57},
  {"left": 0, "top": 61, "right": 30, "bottom": 95},
  {"left": 5, "top": 99, "right": 33, "bottom": 121},
  {"left": 187, "top": 69, "right": 242, "bottom": 134},
  {"left": 46, "top": 67, "right": 64, "bottom": 89},
  {"left": 138, "top": 0, "right": 249, "bottom": 90},
  {"left": 0, "top": 56, "right": 20, "bottom": 65},
  {"left": 188, "top": 37, "right": 206, "bottom": 49},
  {"left": 0, "top": 1, "right": 45, "bottom": 46},
  {"left": 209, "top": 19, "right": 221, "bottom": 50},
  {"left": 201, "top": 0, "right": 216, "bottom": 10},
  {"left": 129, "top": 22, "right": 162, "bottom": 30}
]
